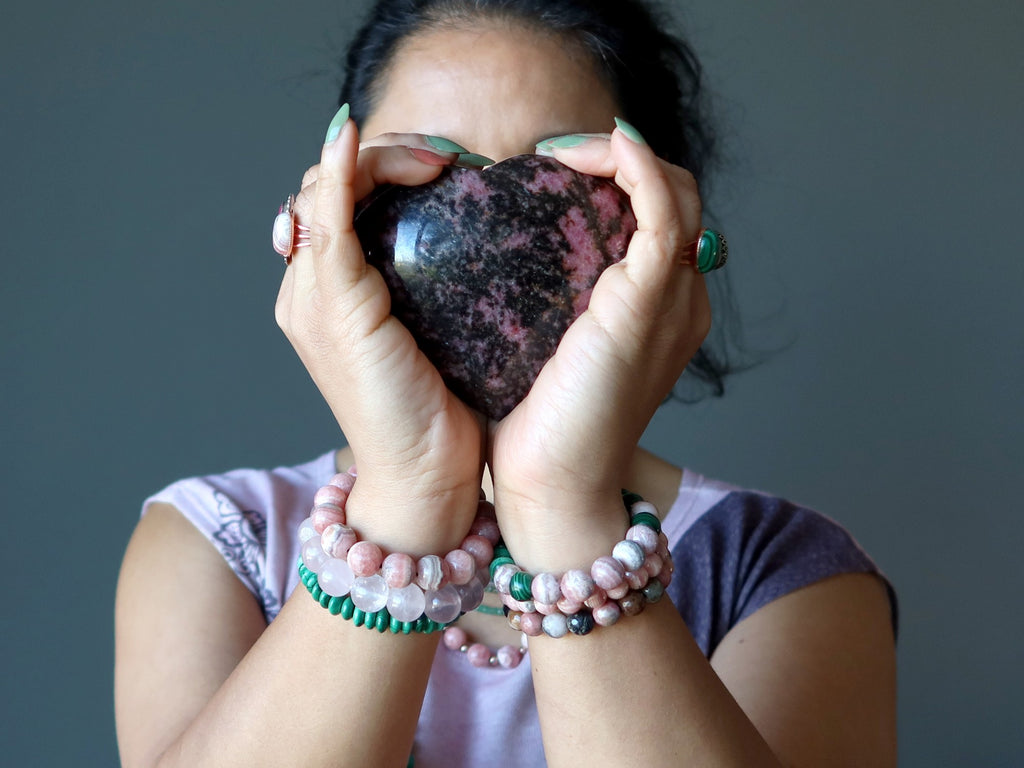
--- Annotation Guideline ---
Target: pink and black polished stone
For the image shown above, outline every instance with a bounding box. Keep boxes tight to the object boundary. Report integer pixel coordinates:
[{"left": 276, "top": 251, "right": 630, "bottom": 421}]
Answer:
[{"left": 355, "top": 155, "right": 637, "bottom": 419}]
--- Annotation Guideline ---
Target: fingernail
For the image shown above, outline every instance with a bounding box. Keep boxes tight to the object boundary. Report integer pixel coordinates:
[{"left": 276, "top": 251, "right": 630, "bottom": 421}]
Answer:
[
  {"left": 425, "top": 135, "right": 470, "bottom": 153},
  {"left": 614, "top": 117, "right": 646, "bottom": 145},
  {"left": 454, "top": 152, "right": 496, "bottom": 169},
  {"left": 535, "top": 134, "right": 589, "bottom": 156},
  {"left": 325, "top": 103, "right": 351, "bottom": 144}
]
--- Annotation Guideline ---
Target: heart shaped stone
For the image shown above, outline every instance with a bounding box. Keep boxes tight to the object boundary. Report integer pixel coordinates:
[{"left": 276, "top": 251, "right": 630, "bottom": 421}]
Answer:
[{"left": 355, "top": 154, "right": 637, "bottom": 419}]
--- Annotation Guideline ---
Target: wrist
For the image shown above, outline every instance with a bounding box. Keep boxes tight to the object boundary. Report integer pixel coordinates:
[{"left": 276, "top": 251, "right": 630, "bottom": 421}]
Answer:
[
  {"left": 345, "top": 476, "right": 481, "bottom": 556},
  {"left": 493, "top": 488, "right": 628, "bottom": 573}
]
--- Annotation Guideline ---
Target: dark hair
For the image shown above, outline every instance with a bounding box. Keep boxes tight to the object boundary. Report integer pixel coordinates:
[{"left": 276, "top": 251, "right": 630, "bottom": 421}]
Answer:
[{"left": 339, "top": 0, "right": 741, "bottom": 399}]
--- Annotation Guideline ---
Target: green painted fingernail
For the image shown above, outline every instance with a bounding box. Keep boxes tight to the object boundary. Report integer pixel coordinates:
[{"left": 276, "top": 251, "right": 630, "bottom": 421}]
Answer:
[
  {"left": 455, "top": 152, "right": 496, "bottom": 168},
  {"left": 614, "top": 117, "right": 646, "bottom": 145},
  {"left": 425, "top": 135, "right": 470, "bottom": 153},
  {"left": 325, "top": 103, "right": 350, "bottom": 144},
  {"left": 536, "top": 134, "right": 589, "bottom": 153}
]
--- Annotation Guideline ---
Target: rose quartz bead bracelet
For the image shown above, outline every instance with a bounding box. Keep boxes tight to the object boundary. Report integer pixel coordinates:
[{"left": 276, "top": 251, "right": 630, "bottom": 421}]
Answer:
[
  {"left": 298, "top": 475, "right": 673, "bottom": 652},
  {"left": 298, "top": 471, "right": 500, "bottom": 631}
]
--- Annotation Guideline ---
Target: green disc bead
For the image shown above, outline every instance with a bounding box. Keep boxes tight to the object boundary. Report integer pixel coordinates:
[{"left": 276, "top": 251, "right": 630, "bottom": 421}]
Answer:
[
  {"left": 328, "top": 596, "right": 345, "bottom": 615},
  {"left": 510, "top": 571, "right": 534, "bottom": 602},
  {"left": 310, "top": 584, "right": 323, "bottom": 601},
  {"left": 352, "top": 608, "right": 366, "bottom": 627},
  {"left": 363, "top": 611, "right": 379, "bottom": 630},
  {"left": 319, "top": 591, "right": 331, "bottom": 608},
  {"left": 390, "top": 617, "right": 402, "bottom": 634},
  {"left": 375, "top": 612, "right": 389, "bottom": 632},
  {"left": 630, "top": 511, "right": 662, "bottom": 533},
  {"left": 401, "top": 621, "right": 413, "bottom": 634},
  {"left": 340, "top": 597, "right": 355, "bottom": 620}
]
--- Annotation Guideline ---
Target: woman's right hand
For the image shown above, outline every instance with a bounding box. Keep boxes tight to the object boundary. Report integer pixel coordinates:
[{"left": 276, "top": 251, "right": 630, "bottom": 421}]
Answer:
[{"left": 275, "top": 112, "right": 484, "bottom": 552}]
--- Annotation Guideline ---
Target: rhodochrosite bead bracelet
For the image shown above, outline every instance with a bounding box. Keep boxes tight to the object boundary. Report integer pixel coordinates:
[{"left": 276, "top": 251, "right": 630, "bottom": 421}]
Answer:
[
  {"left": 297, "top": 471, "right": 500, "bottom": 630},
  {"left": 490, "top": 491, "right": 674, "bottom": 638}
]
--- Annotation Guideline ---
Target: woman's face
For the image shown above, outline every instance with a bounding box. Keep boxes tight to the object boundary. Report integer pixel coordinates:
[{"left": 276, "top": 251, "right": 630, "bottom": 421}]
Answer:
[{"left": 360, "top": 22, "right": 621, "bottom": 161}]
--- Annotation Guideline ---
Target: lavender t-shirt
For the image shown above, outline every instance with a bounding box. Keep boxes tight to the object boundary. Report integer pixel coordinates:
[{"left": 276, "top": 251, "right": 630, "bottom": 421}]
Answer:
[{"left": 143, "top": 450, "right": 894, "bottom": 768}]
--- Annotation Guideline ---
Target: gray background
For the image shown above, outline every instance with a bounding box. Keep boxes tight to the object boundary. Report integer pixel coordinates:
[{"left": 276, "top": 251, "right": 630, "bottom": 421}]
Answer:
[{"left": 2, "top": 0, "right": 1021, "bottom": 765}]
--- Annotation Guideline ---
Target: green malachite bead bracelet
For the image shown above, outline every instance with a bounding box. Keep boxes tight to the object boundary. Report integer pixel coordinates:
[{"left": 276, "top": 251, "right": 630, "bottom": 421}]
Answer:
[{"left": 297, "top": 562, "right": 447, "bottom": 634}]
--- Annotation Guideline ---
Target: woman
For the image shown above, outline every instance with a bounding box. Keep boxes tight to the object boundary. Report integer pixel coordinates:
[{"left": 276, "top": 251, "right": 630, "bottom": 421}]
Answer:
[{"left": 115, "top": 1, "right": 897, "bottom": 766}]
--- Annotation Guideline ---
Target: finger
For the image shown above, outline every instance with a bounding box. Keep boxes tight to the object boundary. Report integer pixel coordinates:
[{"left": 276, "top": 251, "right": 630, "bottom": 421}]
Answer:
[
  {"left": 301, "top": 164, "right": 320, "bottom": 191},
  {"left": 360, "top": 132, "right": 495, "bottom": 169},
  {"left": 304, "top": 112, "right": 365, "bottom": 288},
  {"left": 542, "top": 127, "right": 702, "bottom": 283}
]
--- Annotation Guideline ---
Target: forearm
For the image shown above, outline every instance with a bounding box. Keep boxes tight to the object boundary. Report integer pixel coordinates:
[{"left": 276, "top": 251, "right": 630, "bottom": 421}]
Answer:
[
  {"left": 529, "top": 600, "right": 782, "bottom": 768},
  {"left": 154, "top": 588, "right": 436, "bottom": 768},
  {"left": 498, "top": 490, "right": 782, "bottom": 768}
]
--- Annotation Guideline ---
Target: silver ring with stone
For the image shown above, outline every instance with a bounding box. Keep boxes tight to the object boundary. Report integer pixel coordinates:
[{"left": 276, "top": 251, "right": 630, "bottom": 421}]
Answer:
[{"left": 272, "top": 194, "right": 310, "bottom": 265}]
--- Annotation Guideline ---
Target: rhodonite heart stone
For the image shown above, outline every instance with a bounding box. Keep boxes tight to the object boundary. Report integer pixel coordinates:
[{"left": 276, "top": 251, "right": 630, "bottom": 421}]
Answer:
[{"left": 355, "top": 154, "right": 637, "bottom": 419}]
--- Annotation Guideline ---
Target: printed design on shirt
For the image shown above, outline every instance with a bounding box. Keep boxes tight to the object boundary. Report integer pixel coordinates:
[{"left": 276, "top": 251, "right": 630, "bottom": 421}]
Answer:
[{"left": 211, "top": 491, "right": 282, "bottom": 621}]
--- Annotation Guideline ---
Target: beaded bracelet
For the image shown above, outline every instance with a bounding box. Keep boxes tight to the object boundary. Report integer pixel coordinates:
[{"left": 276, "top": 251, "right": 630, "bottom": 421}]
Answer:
[
  {"left": 297, "top": 471, "right": 500, "bottom": 632},
  {"left": 488, "top": 491, "right": 674, "bottom": 639}
]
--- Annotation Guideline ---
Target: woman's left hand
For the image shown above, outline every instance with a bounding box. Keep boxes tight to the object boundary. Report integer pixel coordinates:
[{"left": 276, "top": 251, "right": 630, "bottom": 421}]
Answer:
[{"left": 489, "top": 126, "right": 710, "bottom": 570}]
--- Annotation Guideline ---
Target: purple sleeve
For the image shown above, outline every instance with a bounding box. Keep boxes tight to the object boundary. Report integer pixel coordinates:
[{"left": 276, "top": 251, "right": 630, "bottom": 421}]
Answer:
[{"left": 665, "top": 491, "right": 897, "bottom": 657}]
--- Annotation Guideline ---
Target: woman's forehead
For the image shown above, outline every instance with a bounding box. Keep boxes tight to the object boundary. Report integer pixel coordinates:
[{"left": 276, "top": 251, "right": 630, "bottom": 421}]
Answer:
[{"left": 361, "top": 24, "right": 620, "bottom": 160}]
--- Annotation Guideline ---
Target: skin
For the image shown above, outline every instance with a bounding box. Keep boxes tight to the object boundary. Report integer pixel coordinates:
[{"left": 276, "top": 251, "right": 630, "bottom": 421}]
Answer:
[{"left": 115, "top": 21, "right": 897, "bottom": 768}]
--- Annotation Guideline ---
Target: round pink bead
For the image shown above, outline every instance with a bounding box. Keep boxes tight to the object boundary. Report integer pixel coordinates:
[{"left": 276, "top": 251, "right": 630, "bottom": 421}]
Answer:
[
  {"left": 314, "top": 484, "right": 348, "bottom": 510},
  {"left": 445, "top": 549, "right": 477, "bottom": 586},
  {"left": 626, "top": 524, "right": 660, "bottom": 555},
  {"left": 311, "top": 504, "right": 346, "bottom": 534},
  {"left": 469, "top": 514, "right": 501, "bottom": 545},
  {"left": 584, "top": 586, "right": 608, "bottom": 610},
  {"left": 460, "top": 535, "right": 494, "bottom": 570},
  {"left": 497, "top": 645, "right": 523, "bottom": 669},
  {"left": 556, "top": 597, "right": 584, "bottom": 615},
  {"left": 625, "top": 566, "right": 649, "bottom": 590},
  {"left": 301, "top": 536, "right": 328, "bottom": 572},
  {"left": 520, "top": 611, "right": 545, "bottom": 637},
  {"left": 612, "top": 540, "right": 646, "bottom": 571},
  {"left": 467, "top": 643, "right": 492, "bottom": 668},
  {"left": 493, "top": 563, "right": 519, "bottom": 595},
  {"left": 443, "top": 626, "right": 467, "bottom": 650},
  {"left": 387, "top": 583, "right": 426, "bottom": 622},
  {"left": 381, "top": 552, "right": 416, "bottom": 588},
  {"left": 592, "top": 600, "right": 622, "bottom": 627},
  {"left": 658, "top": 531, "right": 670, "bottom": 549},
  {"left": 321, "top": 523, "right": 358, "bottom": 559},
  {"left": 534, "top": 601, "right": 558, "bottom": 616},
  {"left": 630, "top": 500, "right": 659, "bottom": 518},
  {"left": 346, "top": 540, "right": 384, "bottom": 577},
  {"left": 416, "top": 555, "right": 449, "bottom": 591},
  {"left": 327, "top": 472, "right": 356, "bottom": 493},
  {"left": 531, "top": 572, "right": 562, "bottom": 605},
  {"left": 607, "top": 582, "right": 630, "bottom": 600},
  {"left": 298, "top": 517, "right": 319, "bottom": 542},
  {"left": 591, "top": 556, "right": 626, "bottom": 590},
  {"left": 643, "top": 552, "right": 664, "bottom": 577},
  {"left": 658, "top": 568, "right": 673, "bottom": 587},
  {"left": 560, "top": 569, "right": 596, "bottom": 602}
]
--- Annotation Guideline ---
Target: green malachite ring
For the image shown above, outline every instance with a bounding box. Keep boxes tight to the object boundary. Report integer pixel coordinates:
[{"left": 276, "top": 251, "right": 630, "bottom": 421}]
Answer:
[{"left": 694, "top": 228, "right": 728, "bottom": 273}]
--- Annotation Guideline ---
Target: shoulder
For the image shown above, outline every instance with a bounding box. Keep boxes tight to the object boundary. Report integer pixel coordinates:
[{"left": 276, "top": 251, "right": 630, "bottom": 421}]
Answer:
[
  {"left": 660, "top": 469, "right": 896, "bottom": 656},
  {"left": 138, "top": 450, "right": 339, "bottom": 621}
]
